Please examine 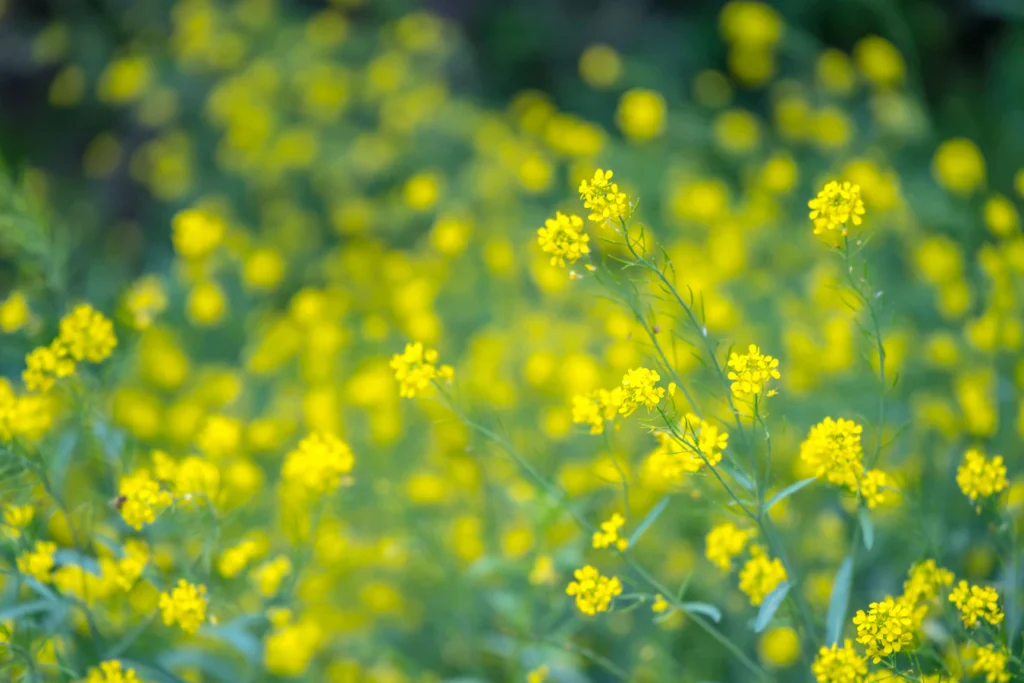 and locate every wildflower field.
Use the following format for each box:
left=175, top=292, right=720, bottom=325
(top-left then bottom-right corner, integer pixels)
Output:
left=1, top=0, right=1023, bottom=681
